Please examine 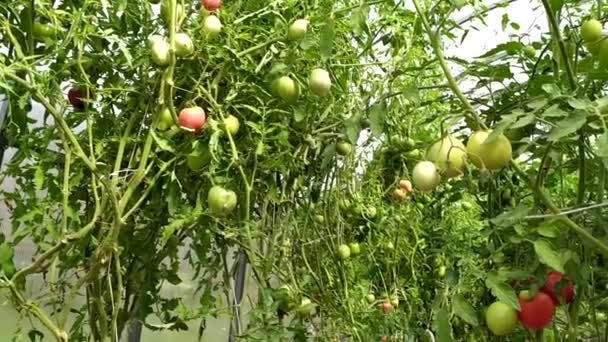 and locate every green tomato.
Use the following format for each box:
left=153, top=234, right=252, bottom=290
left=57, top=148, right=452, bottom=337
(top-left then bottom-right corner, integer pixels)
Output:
left=412, top=161, right=440, bottom=192
left=296, top=298, right=314, bottom=317
left=485, top=301, right=517, bottom=336
left=365, top=294, right=376, bottom=304
left=274, top=76, right=299, bottom=103
left=466, top=130, right=512, bottom=170
left=405, top=148, right=421, bottom=159
left=174, top=32, right=194, bottom=57
left=363, top=206, right=377, bottom=219
left=581, top=19, right=603, bottom=43
left=338, top=198, right=352, bottom=211
left=426, top=135, right=467, bottom=178
left=452, top=0, right=468, bottom=9
left=223, top=115, right=240, bottom=136
left=309, top=68, right=331, bottom=97
left=519, top=290, right=533, bottom=301
left=586, top=38, right=603, bottom=55
left=461, top=201, right=473, bottom=211
left=390, top=297, right=399, bottom=307
left=416, top=202, right=424, bottom=210
left=438, top=266, right=447, bottom=277
left=314, top=215, right=325, bottom=224
left=150, top=39, right=171, bottom=67
left=599, top=39, right=608, bottom=69
left=158, top=107, right=174, bottom=130
left=33, top=22, right=55, bottom=38
left=403, top=137, right=416, bottom=151
left=337, top=244, right=351, bottom=260
left=288, top=19, right=309, bottom=41
left=348, top=243, right=361, bottom=256
left=523, top=46, right=536, bottom=58
left=207, top=185, right=237, bottom=216
left=204, top=15, right=222, bottom=39
left=336, top=141, right=353, bottom=156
